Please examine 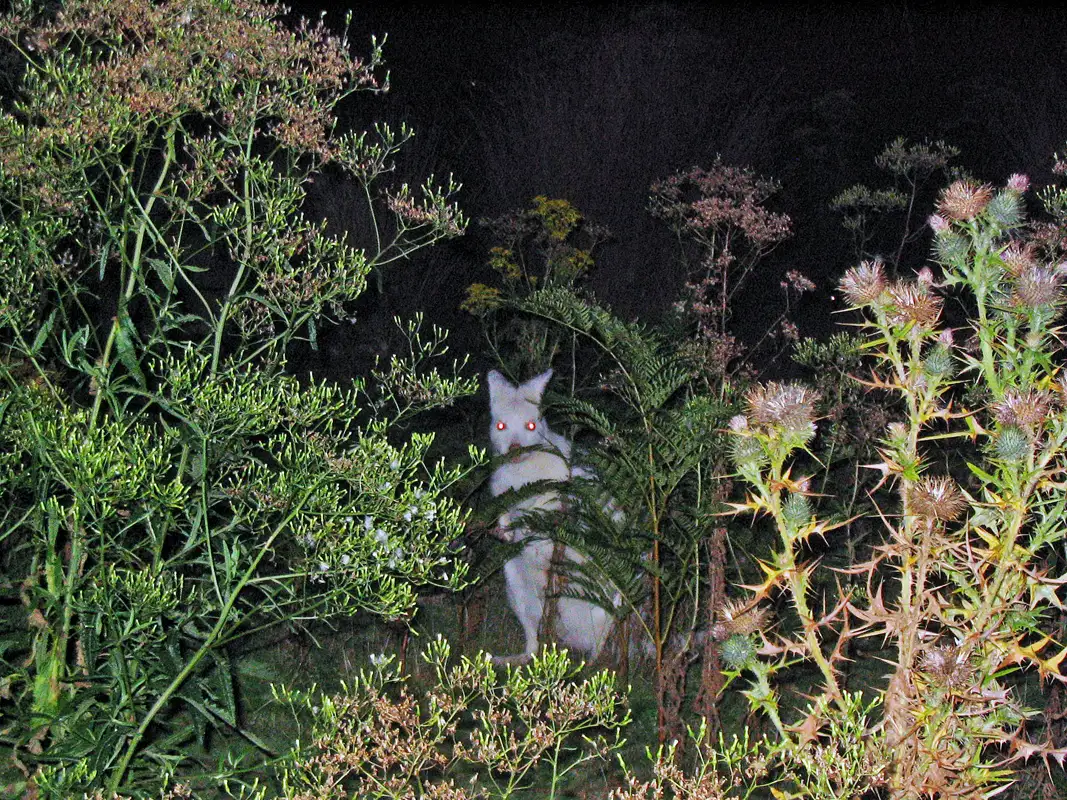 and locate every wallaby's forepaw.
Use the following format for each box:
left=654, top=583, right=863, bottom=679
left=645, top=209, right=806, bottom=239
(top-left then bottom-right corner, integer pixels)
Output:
left=489, top=651, right=535, bottom=667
